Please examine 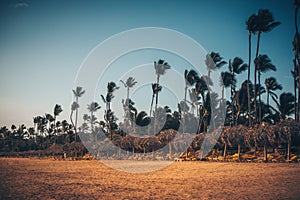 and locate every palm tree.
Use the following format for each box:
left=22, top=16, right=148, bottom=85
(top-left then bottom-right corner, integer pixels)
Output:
left=153, top=59, right=170, bottom=134
left=265, top=77, right=282, bottom=109
left=120, top=77, right=137, bottom=126
left=229, top=57, right=248, bottom=126
left=220, top=71, right=235, bottom=124
left=70, top=101, right=79, bottom=140
left=246, top=13, right=258, bottom=126
left=253, top=9, right=281, bottom=123
left=195, top=77, right=209, bottom=133
left=149, top=83, right=162, bottom=117
left=183, top=69, right=199, bottom=133
left=254, top=54, right=276, bottom=122
left=101, top=82, right=119, bottom=111
left=53, top=104, right=63, bottom=136
left=276, top=93, right=295, bottom=119
left=120, top=77, right=137, bottom=100
left=72, top=86, right=85, bottom=141
left=87, top=102, right=101, bottom=132
left=205, top=52, right=227, bottom=81
left=293, top=0, right=300, bottom=121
